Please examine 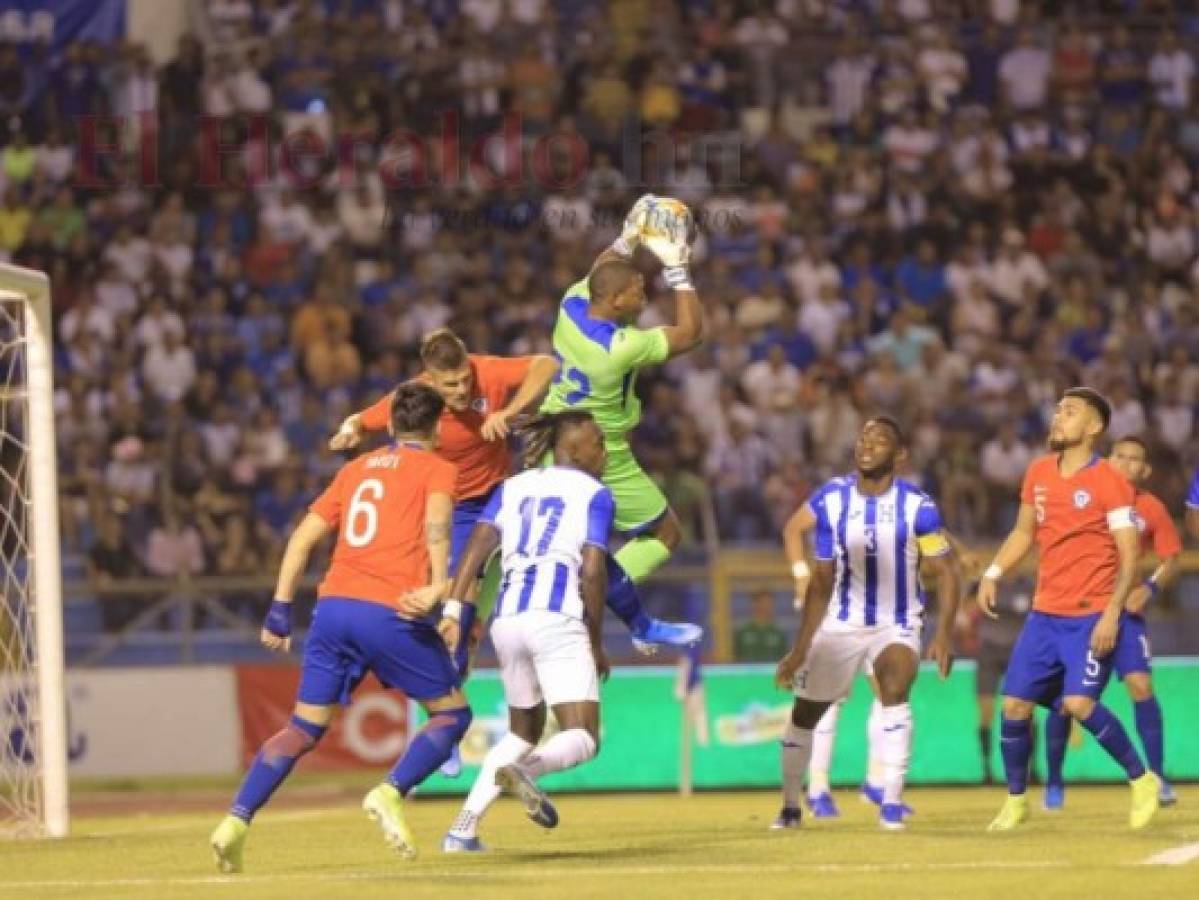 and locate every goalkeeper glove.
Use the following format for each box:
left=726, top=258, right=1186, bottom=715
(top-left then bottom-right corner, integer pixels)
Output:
left=264, top=599, right=293, bottom=639
left=643, top=216, right=694, bottom=290
left=610, top=193, right=656, bottom=257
